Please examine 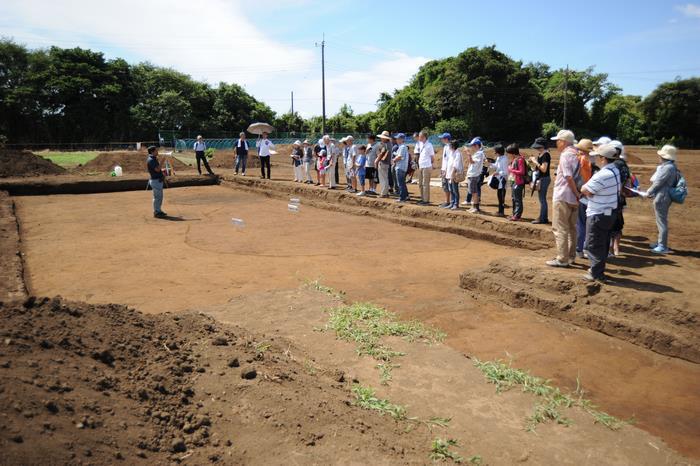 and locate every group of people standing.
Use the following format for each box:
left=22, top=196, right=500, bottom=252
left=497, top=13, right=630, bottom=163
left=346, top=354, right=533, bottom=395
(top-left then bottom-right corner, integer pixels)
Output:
left=149, top=130, right=682, bottom=282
